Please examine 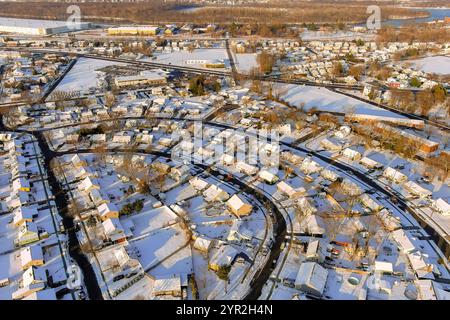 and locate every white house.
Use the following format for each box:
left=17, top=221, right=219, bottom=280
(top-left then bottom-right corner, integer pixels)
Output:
left=295, top=262, right=328, bottom=296
left=226, top=194, right=253, bottom=217
left=342, top=148, right=361, bottom=161
left=258, top=170, right=279, bottom=184
left=433, top=198, right=450, bottom=216
left=383, top=167, right=407, bottom=183
left=276, top=181, right=306, bottom=199
left=403, top=181, right=432, bottom=198
left=203, top=185, right=230, bottom=202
